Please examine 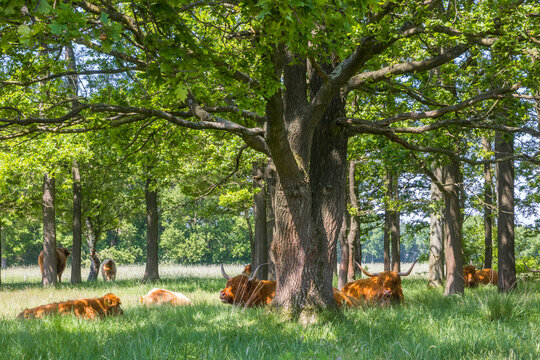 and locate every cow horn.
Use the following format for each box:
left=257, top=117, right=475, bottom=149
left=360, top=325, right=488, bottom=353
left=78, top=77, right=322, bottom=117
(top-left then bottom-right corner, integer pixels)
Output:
left=220, top=264, right=231, bottom=280
left=524, top=262, right=540, bottom=273
left=248, top=263, right=268, bottom=281
left=398, top=258, right=418, bottom=277
left=355, top=261, right=379, bottom=277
